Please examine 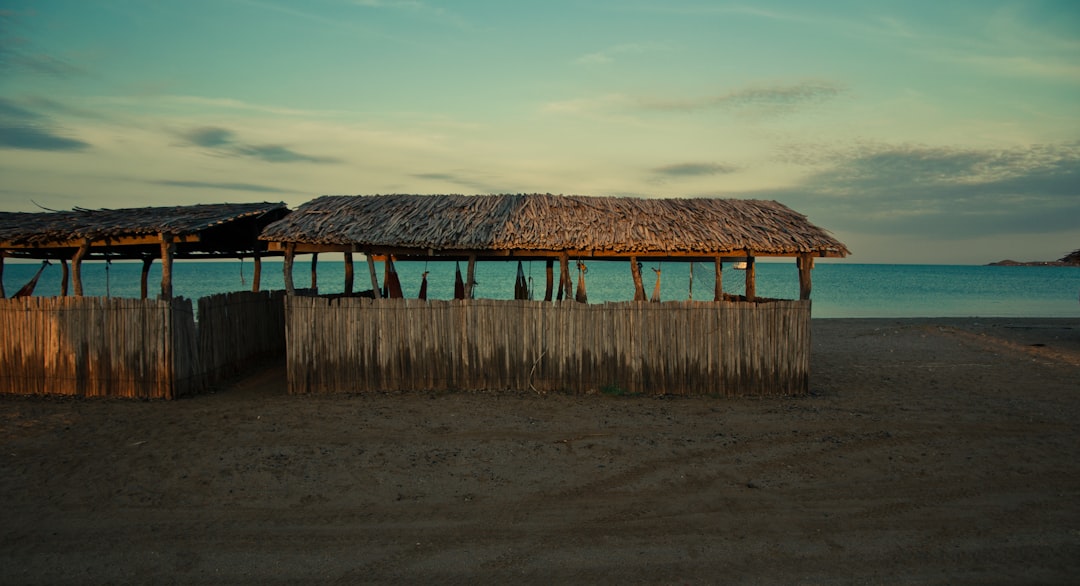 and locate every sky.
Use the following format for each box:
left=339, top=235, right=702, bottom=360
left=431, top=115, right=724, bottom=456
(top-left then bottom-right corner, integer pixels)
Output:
left=1, top=0, right=1078, bottom=264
